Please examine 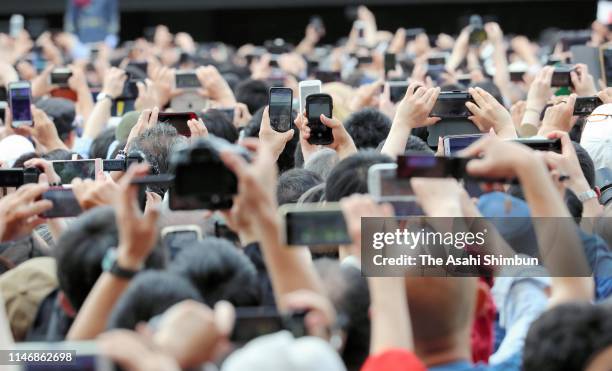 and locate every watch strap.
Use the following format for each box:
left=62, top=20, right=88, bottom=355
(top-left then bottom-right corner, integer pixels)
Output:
left=577, top=189, right=597, bottom=203
left=102, top=248, right=140, bottom=279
